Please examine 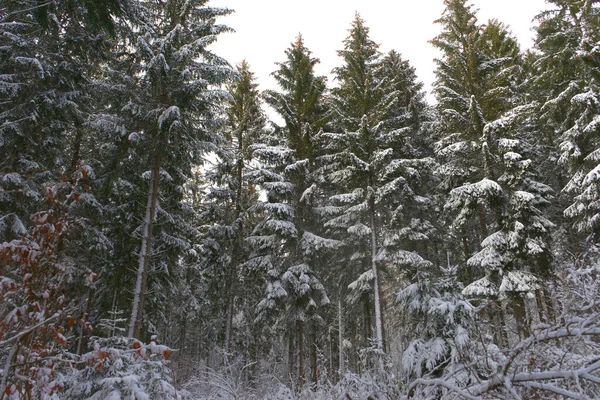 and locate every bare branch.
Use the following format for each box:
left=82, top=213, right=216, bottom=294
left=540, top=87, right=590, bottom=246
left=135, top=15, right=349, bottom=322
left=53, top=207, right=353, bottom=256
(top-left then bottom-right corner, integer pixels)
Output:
left=0, top=313, right=60, bottom=347
left=408, top=378, right=481, bottom=400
